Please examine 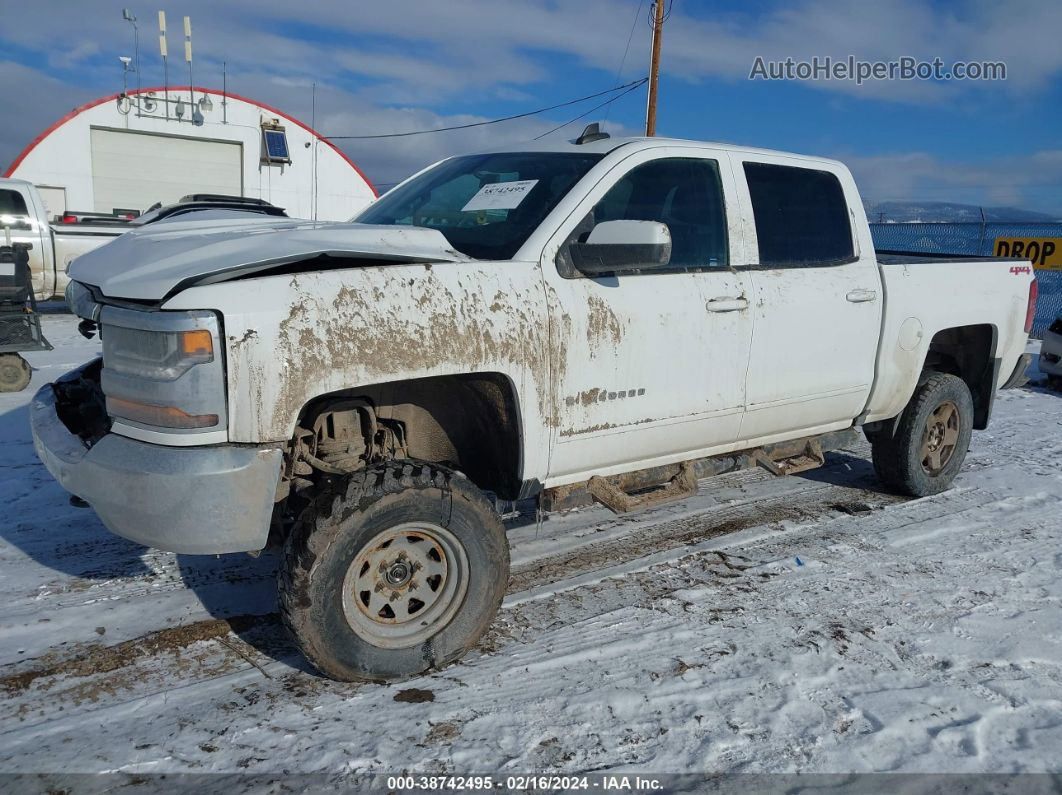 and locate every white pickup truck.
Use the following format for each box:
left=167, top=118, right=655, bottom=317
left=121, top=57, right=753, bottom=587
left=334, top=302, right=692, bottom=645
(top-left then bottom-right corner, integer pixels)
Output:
left=0, top=178, right=128, bottom=301
left=31, top=133, right=1036, bottom=682
left=1, top=178, right=294, bottom=302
